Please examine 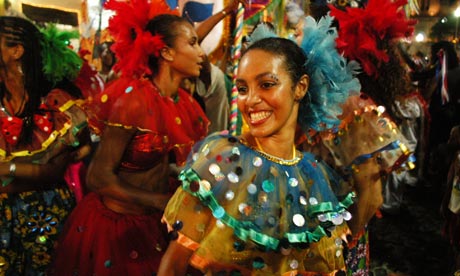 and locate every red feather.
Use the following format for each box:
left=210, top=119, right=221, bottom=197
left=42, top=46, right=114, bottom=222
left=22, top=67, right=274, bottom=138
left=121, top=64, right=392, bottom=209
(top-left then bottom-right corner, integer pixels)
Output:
left=104, top=0, right=176, bottom=77
left=330, top=0, right=417, bottom=78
